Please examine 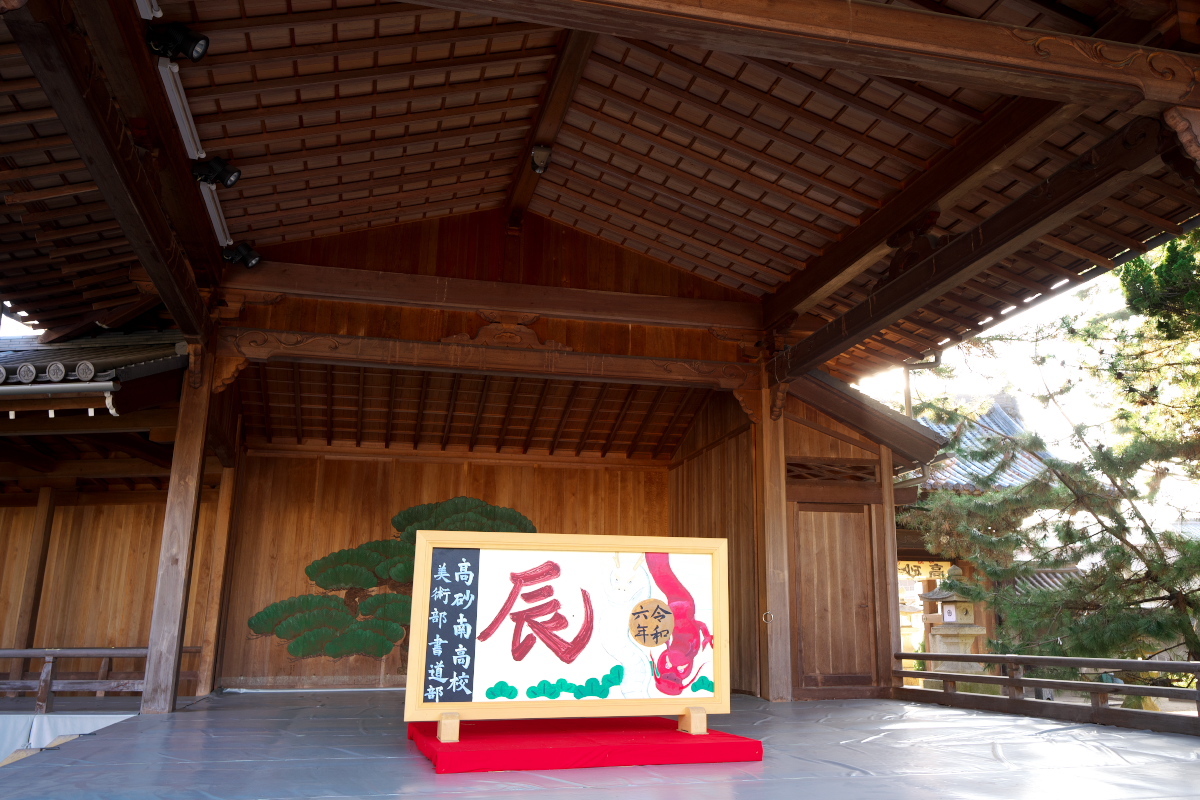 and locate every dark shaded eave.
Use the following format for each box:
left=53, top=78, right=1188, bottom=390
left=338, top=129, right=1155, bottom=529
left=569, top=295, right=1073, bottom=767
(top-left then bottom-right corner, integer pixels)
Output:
left=0, top=330, right=186, bottom=385
left=788, top=370, right=947, bottom=467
